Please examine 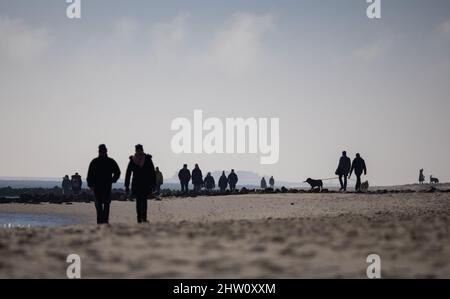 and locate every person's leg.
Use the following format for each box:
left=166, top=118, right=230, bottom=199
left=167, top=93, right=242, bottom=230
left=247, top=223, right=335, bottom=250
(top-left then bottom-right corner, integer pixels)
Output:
left=338, top=175, right=344, bottom=190
left=136, top=195, right=142, bottom=223
left=343, top=175, right=348, bottom=191
left=356, top=175, right=361, bottom=191
left=94, top=200, right=103, bottom=224
left=103, top=202, right=110, bottom=224
left=142, top=195, right=148, bottom=222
